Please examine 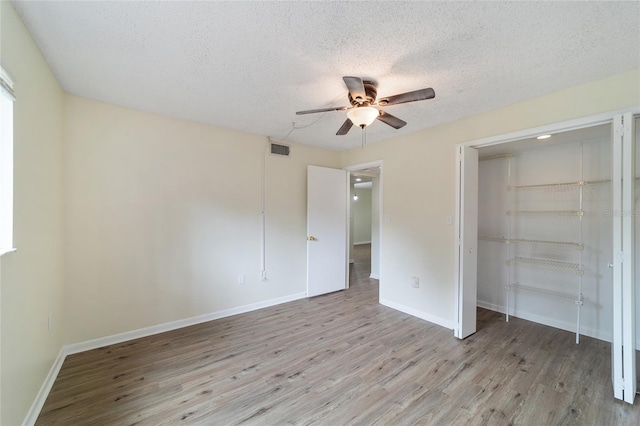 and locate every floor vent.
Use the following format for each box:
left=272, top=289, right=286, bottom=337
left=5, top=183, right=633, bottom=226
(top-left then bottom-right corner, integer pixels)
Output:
left=270, top=142, right=291, bottom=157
